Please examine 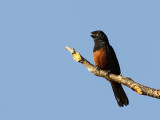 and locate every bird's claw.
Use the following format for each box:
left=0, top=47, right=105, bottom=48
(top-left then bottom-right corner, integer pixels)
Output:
left=106, top=70, right=111, bottom=77
left=96, top=66, right=100, bottom=71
